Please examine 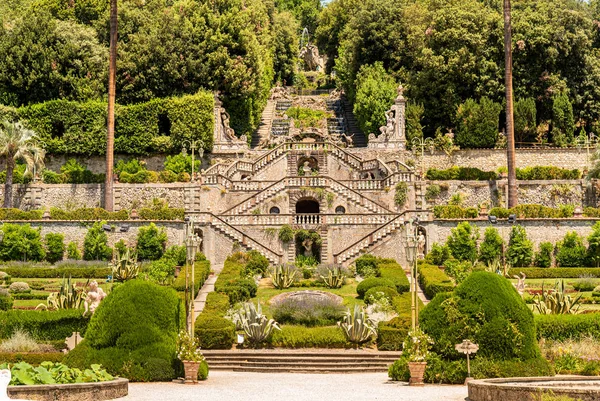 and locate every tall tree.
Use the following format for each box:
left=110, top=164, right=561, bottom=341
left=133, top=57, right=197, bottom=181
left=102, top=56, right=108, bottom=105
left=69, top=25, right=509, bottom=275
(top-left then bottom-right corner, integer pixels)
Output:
left=0, top=122, right=45, bottom=208
left=105, top=0, right=117, bottom=211
left=504, top=0, right=517, bottom=208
